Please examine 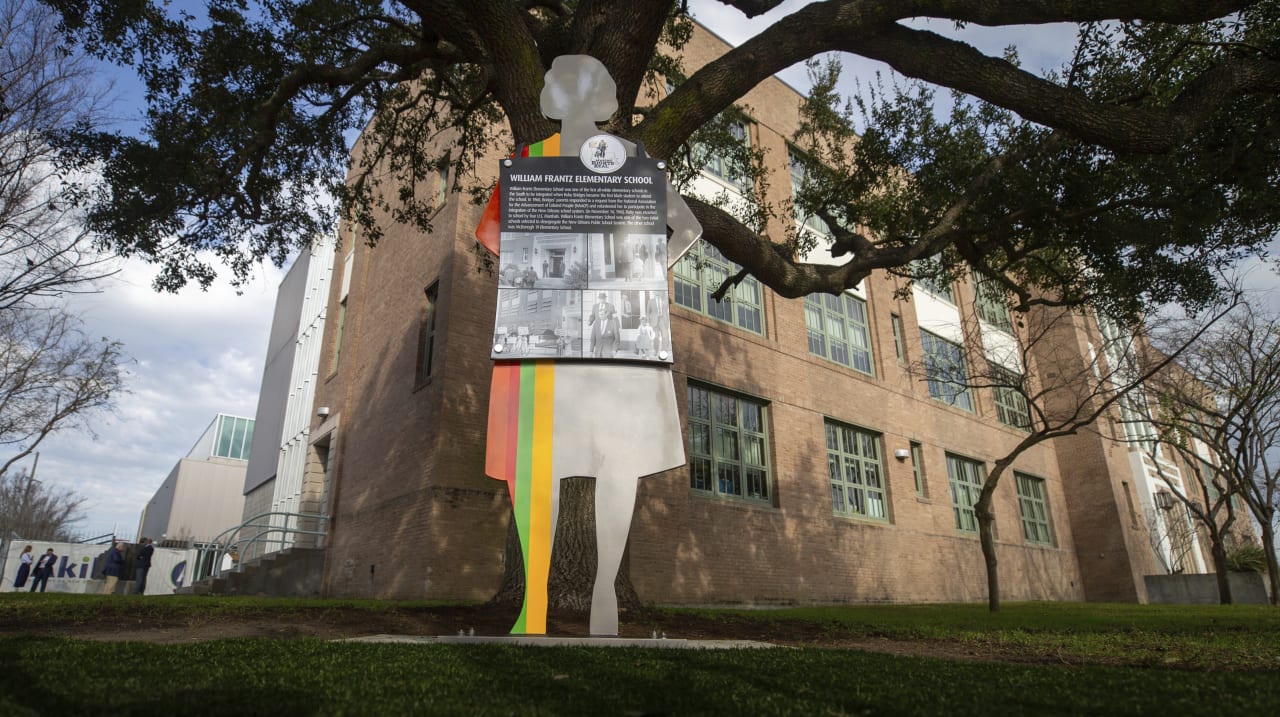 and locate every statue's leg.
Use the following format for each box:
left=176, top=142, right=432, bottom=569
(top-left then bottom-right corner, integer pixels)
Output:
left=590, top=474, right=638, bottom=636
left=501, top=361, right=558, bottom=635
